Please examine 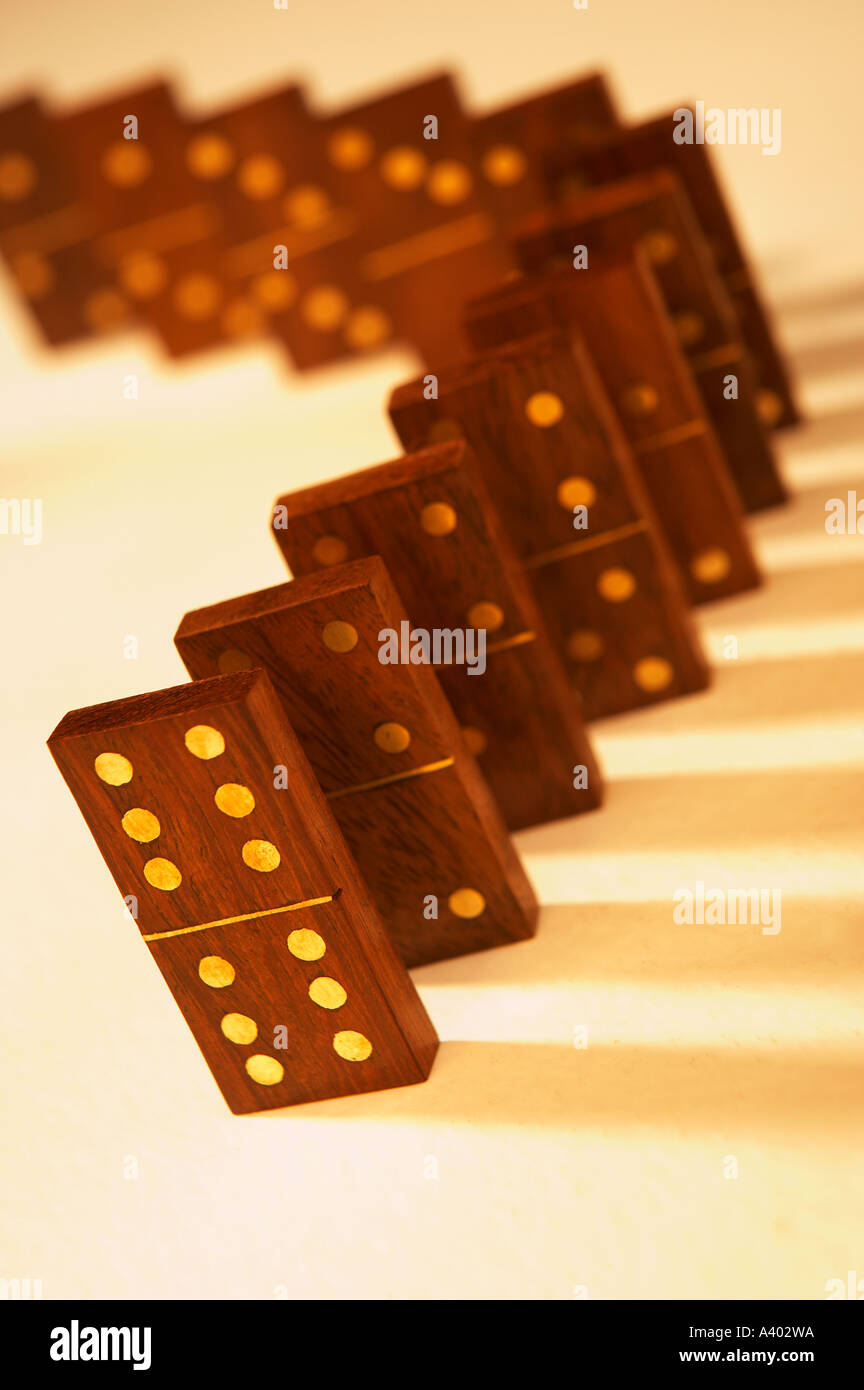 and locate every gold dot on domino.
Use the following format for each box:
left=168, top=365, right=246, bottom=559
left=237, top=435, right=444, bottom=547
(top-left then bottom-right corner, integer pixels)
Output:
left=245, top=1054, right=284, bottom=1084
left=184, top=725, right=225, bottom=759
left=373, top=722, right=411, bottom=754
left=0, top=151, right=37, bottom=200
left=426, top=160, right=472, bottom=205
left=557, top=476, right=596, bottom=509
left=121, top=808, right=161, bottom=842
left=634, top=656, right=674, bottom=692
left=482, top=145, right=526, bottom=186
left=214, top=784, right=255, bottom=818
left=467, top=601, right=504, bottom=631
left=619, top=383, right=659, bottom=417
left=448, top=888, right=486, bottom=918
left=328, top=127, right=374, bottom=170
left=287, top=929, right=326, bottom=961
left=379, top=146, right=427, bottom=189
left=333, top=1031, right=372, bottom=1062
left=94, top=752, right=133, bottom=785
left=101, top=141, right=152, bottom=187
left=525, top=391, right=564, bottom=427
left=143, top=858, right=182, bottom=891
left=221, top=1012, right=257, bottom=1044
left=420, top=502, right=457, bottom=536
left=597, top=567, right=636, bottom=602
left=186, top=133, right=235, bottom=179
left=690, top=547, right=732, bottom=584
left=567, top=629, right=604, bottom=663
left=241, top=840, right=281, bottom=873
left=322, top=620, right=358, bottom=652
left=308, top=977, right=347, bottom=1010
left=199, top=956, right=235, bottom=987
